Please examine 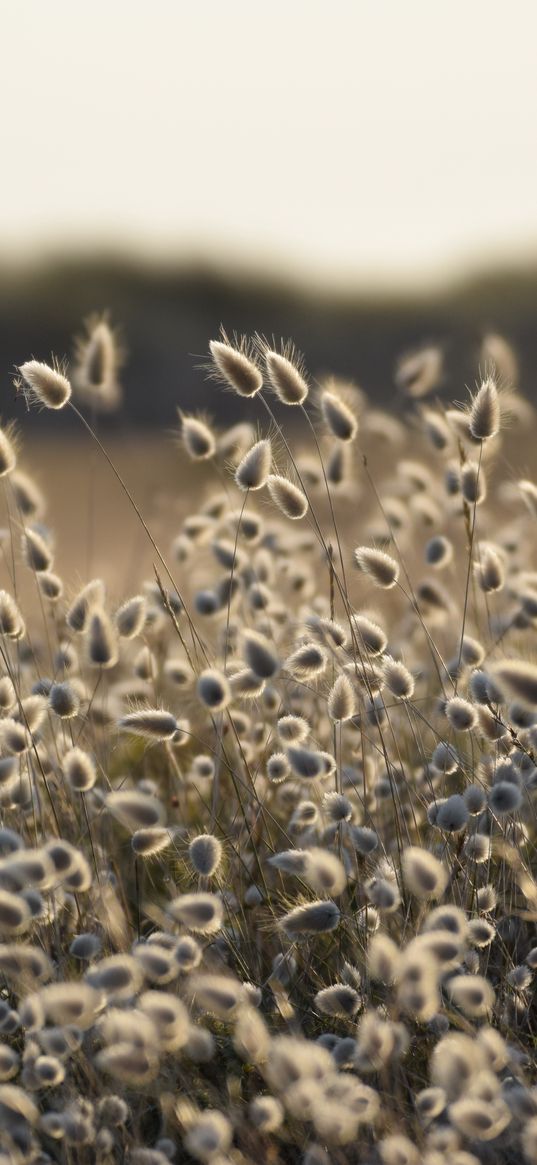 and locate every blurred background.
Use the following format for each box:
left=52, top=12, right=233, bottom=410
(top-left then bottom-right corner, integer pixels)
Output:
left=2, top=0, right=537, bottom=577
